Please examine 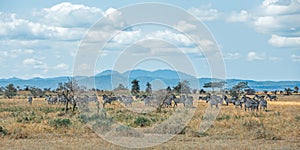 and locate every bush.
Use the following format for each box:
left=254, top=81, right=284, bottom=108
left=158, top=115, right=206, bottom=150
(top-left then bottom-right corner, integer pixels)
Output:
left=0, top=126, right=8, bottom=136
left=216, top=115, right=230, bottom=121
left=49, top=118, right=72, bottom=128
left=133, top=117, right=151, bottom=127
